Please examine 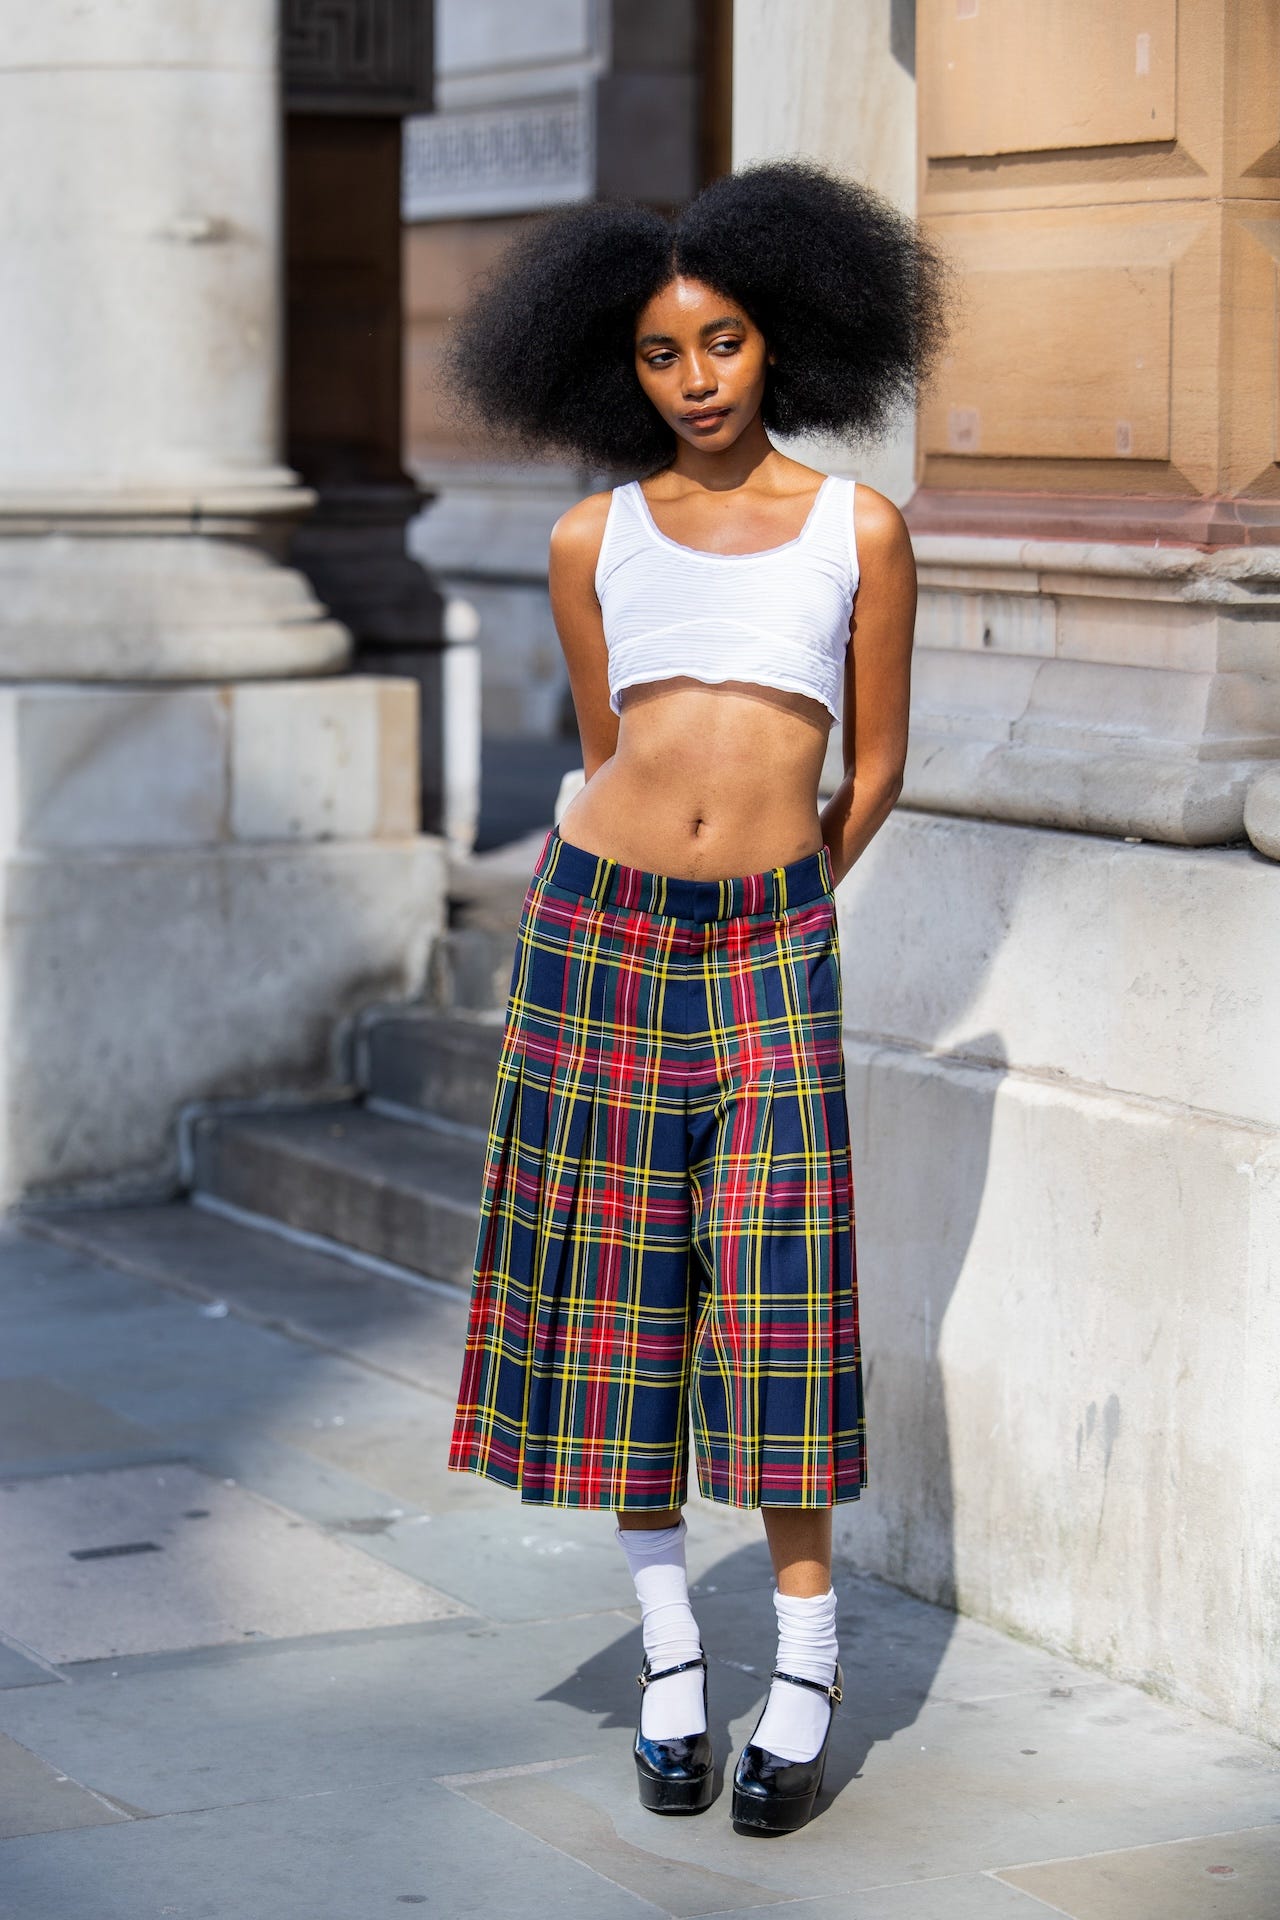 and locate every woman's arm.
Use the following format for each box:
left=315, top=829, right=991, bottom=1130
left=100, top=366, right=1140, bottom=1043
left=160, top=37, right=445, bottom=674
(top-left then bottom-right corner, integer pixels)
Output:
left=819, top=484, right=917, bottom=889
left=547, top=494, right=620, bottom=782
